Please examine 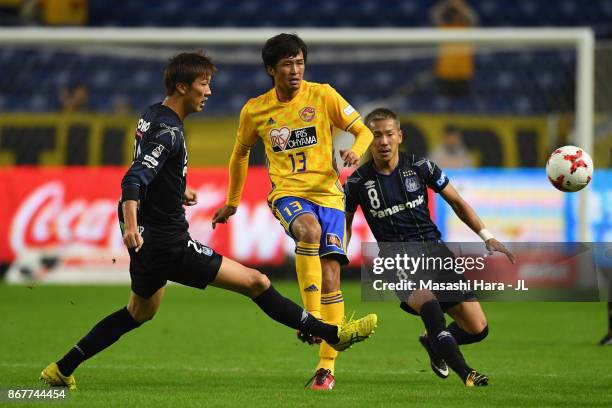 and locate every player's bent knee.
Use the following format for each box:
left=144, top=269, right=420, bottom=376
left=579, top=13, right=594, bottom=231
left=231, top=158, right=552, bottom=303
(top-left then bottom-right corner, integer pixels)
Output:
left=459, top=317, right=489, bottom=340
left=137, top=312, right=156, bottom=323
left=127, top=306, right=157, bottom=323
left=474, top=325, right=489, bottom=342
left=248, top=271, right=271, bottom=298
left=302, top=227, right=321, bottom=244
left=465, top=317, right=488, bottom=335
left=299, top=228, right=321, bottom=243
left=293, top=219, right=321, bottom=243
left=407, top=290, right=436, bottom=313
left=478, top=318, right=488, bottom=333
